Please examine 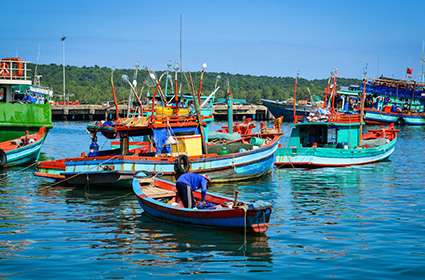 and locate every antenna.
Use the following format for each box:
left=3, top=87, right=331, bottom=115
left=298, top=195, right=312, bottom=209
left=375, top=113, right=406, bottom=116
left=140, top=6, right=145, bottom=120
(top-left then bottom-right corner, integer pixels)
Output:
left=34, top=44, right=41, bottom=85
left=377, top=55, right=380, bottom=79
